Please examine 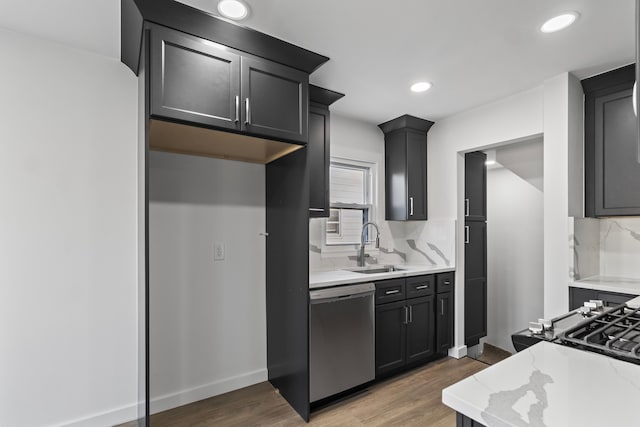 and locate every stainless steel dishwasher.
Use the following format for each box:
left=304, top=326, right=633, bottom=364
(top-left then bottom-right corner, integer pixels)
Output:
left=309, top=282, right=375, bottom=403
